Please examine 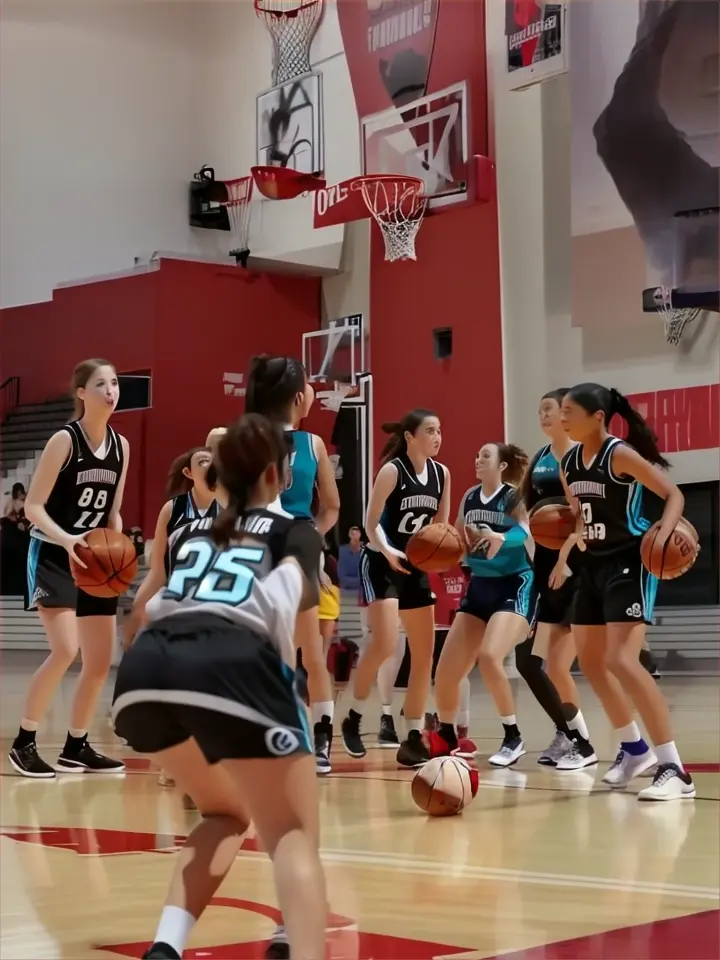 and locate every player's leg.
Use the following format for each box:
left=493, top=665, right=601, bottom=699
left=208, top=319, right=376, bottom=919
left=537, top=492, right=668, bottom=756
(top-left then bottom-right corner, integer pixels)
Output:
left=295, top=606, right=334, bottom=775
left=395, top=602, right=436, bottom=767
left=514, top=630, right=575, bottom=765
left=432, top=612, right=485, bottom=756
left=476, top=611, right=530, bottom=766
left=375, top=630, right=404, bottom=747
